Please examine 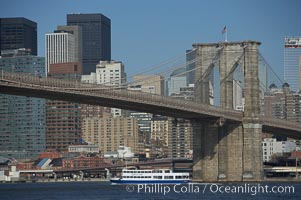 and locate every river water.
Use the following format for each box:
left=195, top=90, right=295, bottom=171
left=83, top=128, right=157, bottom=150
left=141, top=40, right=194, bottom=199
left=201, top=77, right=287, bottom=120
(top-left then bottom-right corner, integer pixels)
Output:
left=0, top=181, right=300, bottom=200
